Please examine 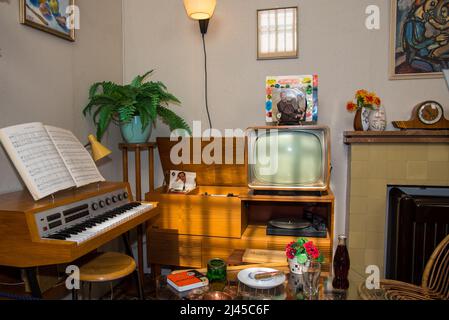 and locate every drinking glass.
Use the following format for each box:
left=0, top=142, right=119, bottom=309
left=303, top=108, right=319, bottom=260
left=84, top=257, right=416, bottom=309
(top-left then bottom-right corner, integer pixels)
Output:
left=207, top=258, right=227, bottom=291
left=302, top=261, right=321, bottom=298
